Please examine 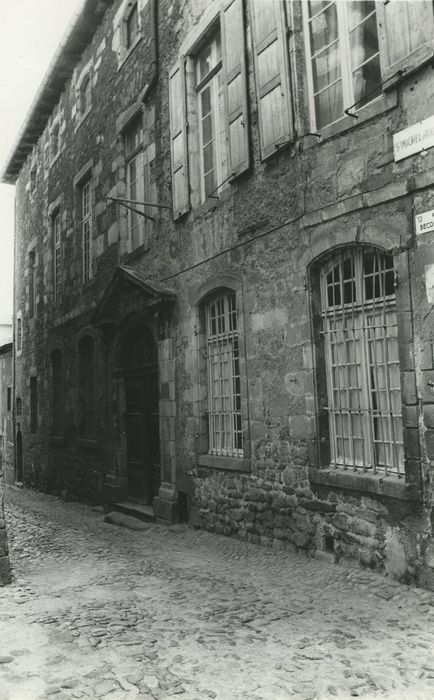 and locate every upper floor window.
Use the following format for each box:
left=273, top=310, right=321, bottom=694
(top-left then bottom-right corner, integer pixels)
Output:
left=28, top=251, right=36, bottom=318
left=126, top=2, right=139, bottom=49
left=50, top=122, right=60, bottom=162
left=168, top=0, right=250, bottom=217
left=125, top=116, right=146, bottom=250
left=80, top=177, right=92, bottom=282
left=205, top=291, right=243, bottom=457
left=16, top=314, right=22, bottom=353
left=304, top=1, right=381, bottom=129
left=195, top=29, right=225, bottom=202
left=52, top=210, right=62, bottom=301
left=317, top=246, right=403, bottom=476
left=79, top=74, right=92, bottom=118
